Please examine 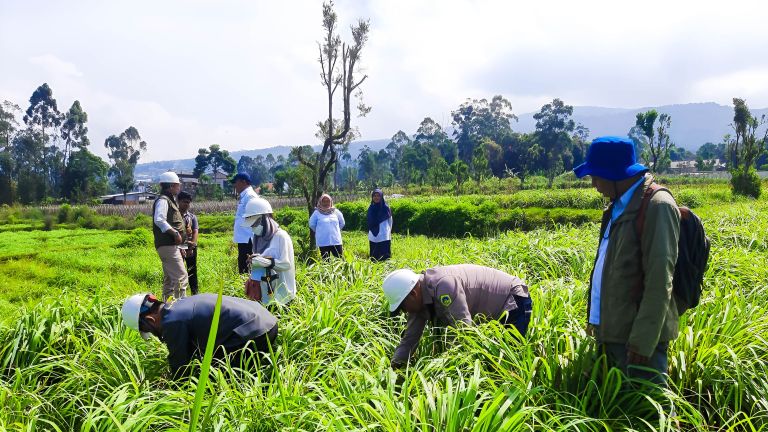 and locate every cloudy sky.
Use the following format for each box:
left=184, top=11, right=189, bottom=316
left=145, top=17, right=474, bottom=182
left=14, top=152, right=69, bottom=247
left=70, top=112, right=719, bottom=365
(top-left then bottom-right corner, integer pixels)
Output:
left=2, top=0, right=768, bottom=162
